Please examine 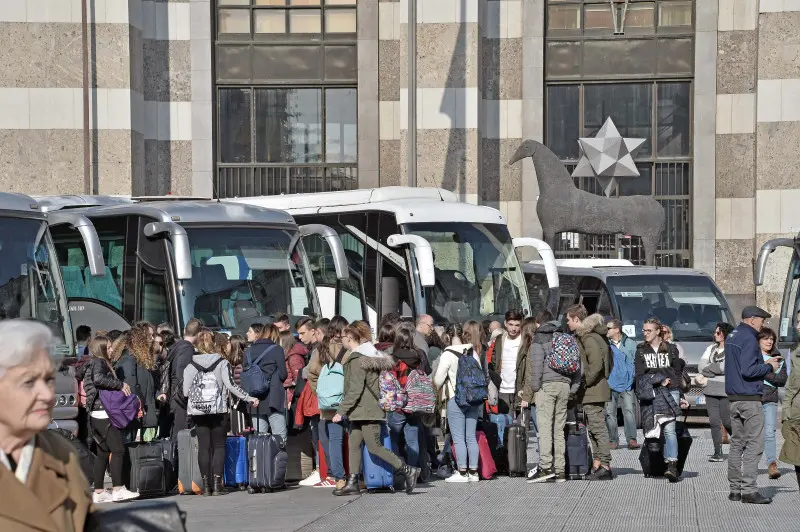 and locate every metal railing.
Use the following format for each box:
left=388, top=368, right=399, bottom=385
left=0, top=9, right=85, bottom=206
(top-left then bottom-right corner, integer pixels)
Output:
left=215, top=164, right=358, bottom=198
